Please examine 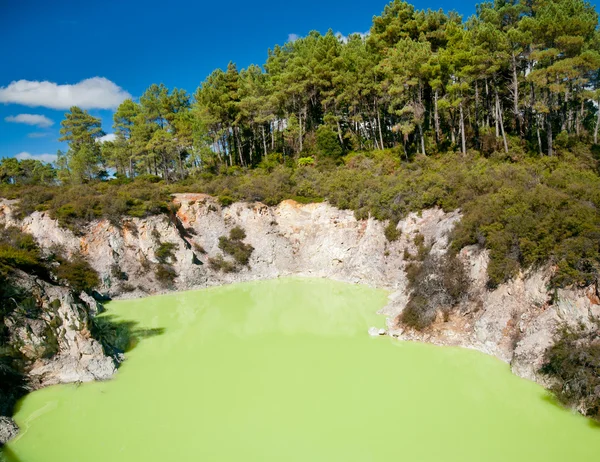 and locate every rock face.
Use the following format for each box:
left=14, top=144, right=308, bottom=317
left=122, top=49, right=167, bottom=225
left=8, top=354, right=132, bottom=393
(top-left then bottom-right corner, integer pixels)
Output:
left=0, top=270, right=117, bottom=443
left=4, top=271, right=117, bottom=388
left=1, top=194, right=598, bottom=393
left=0, top=416, right=19, bottom=445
